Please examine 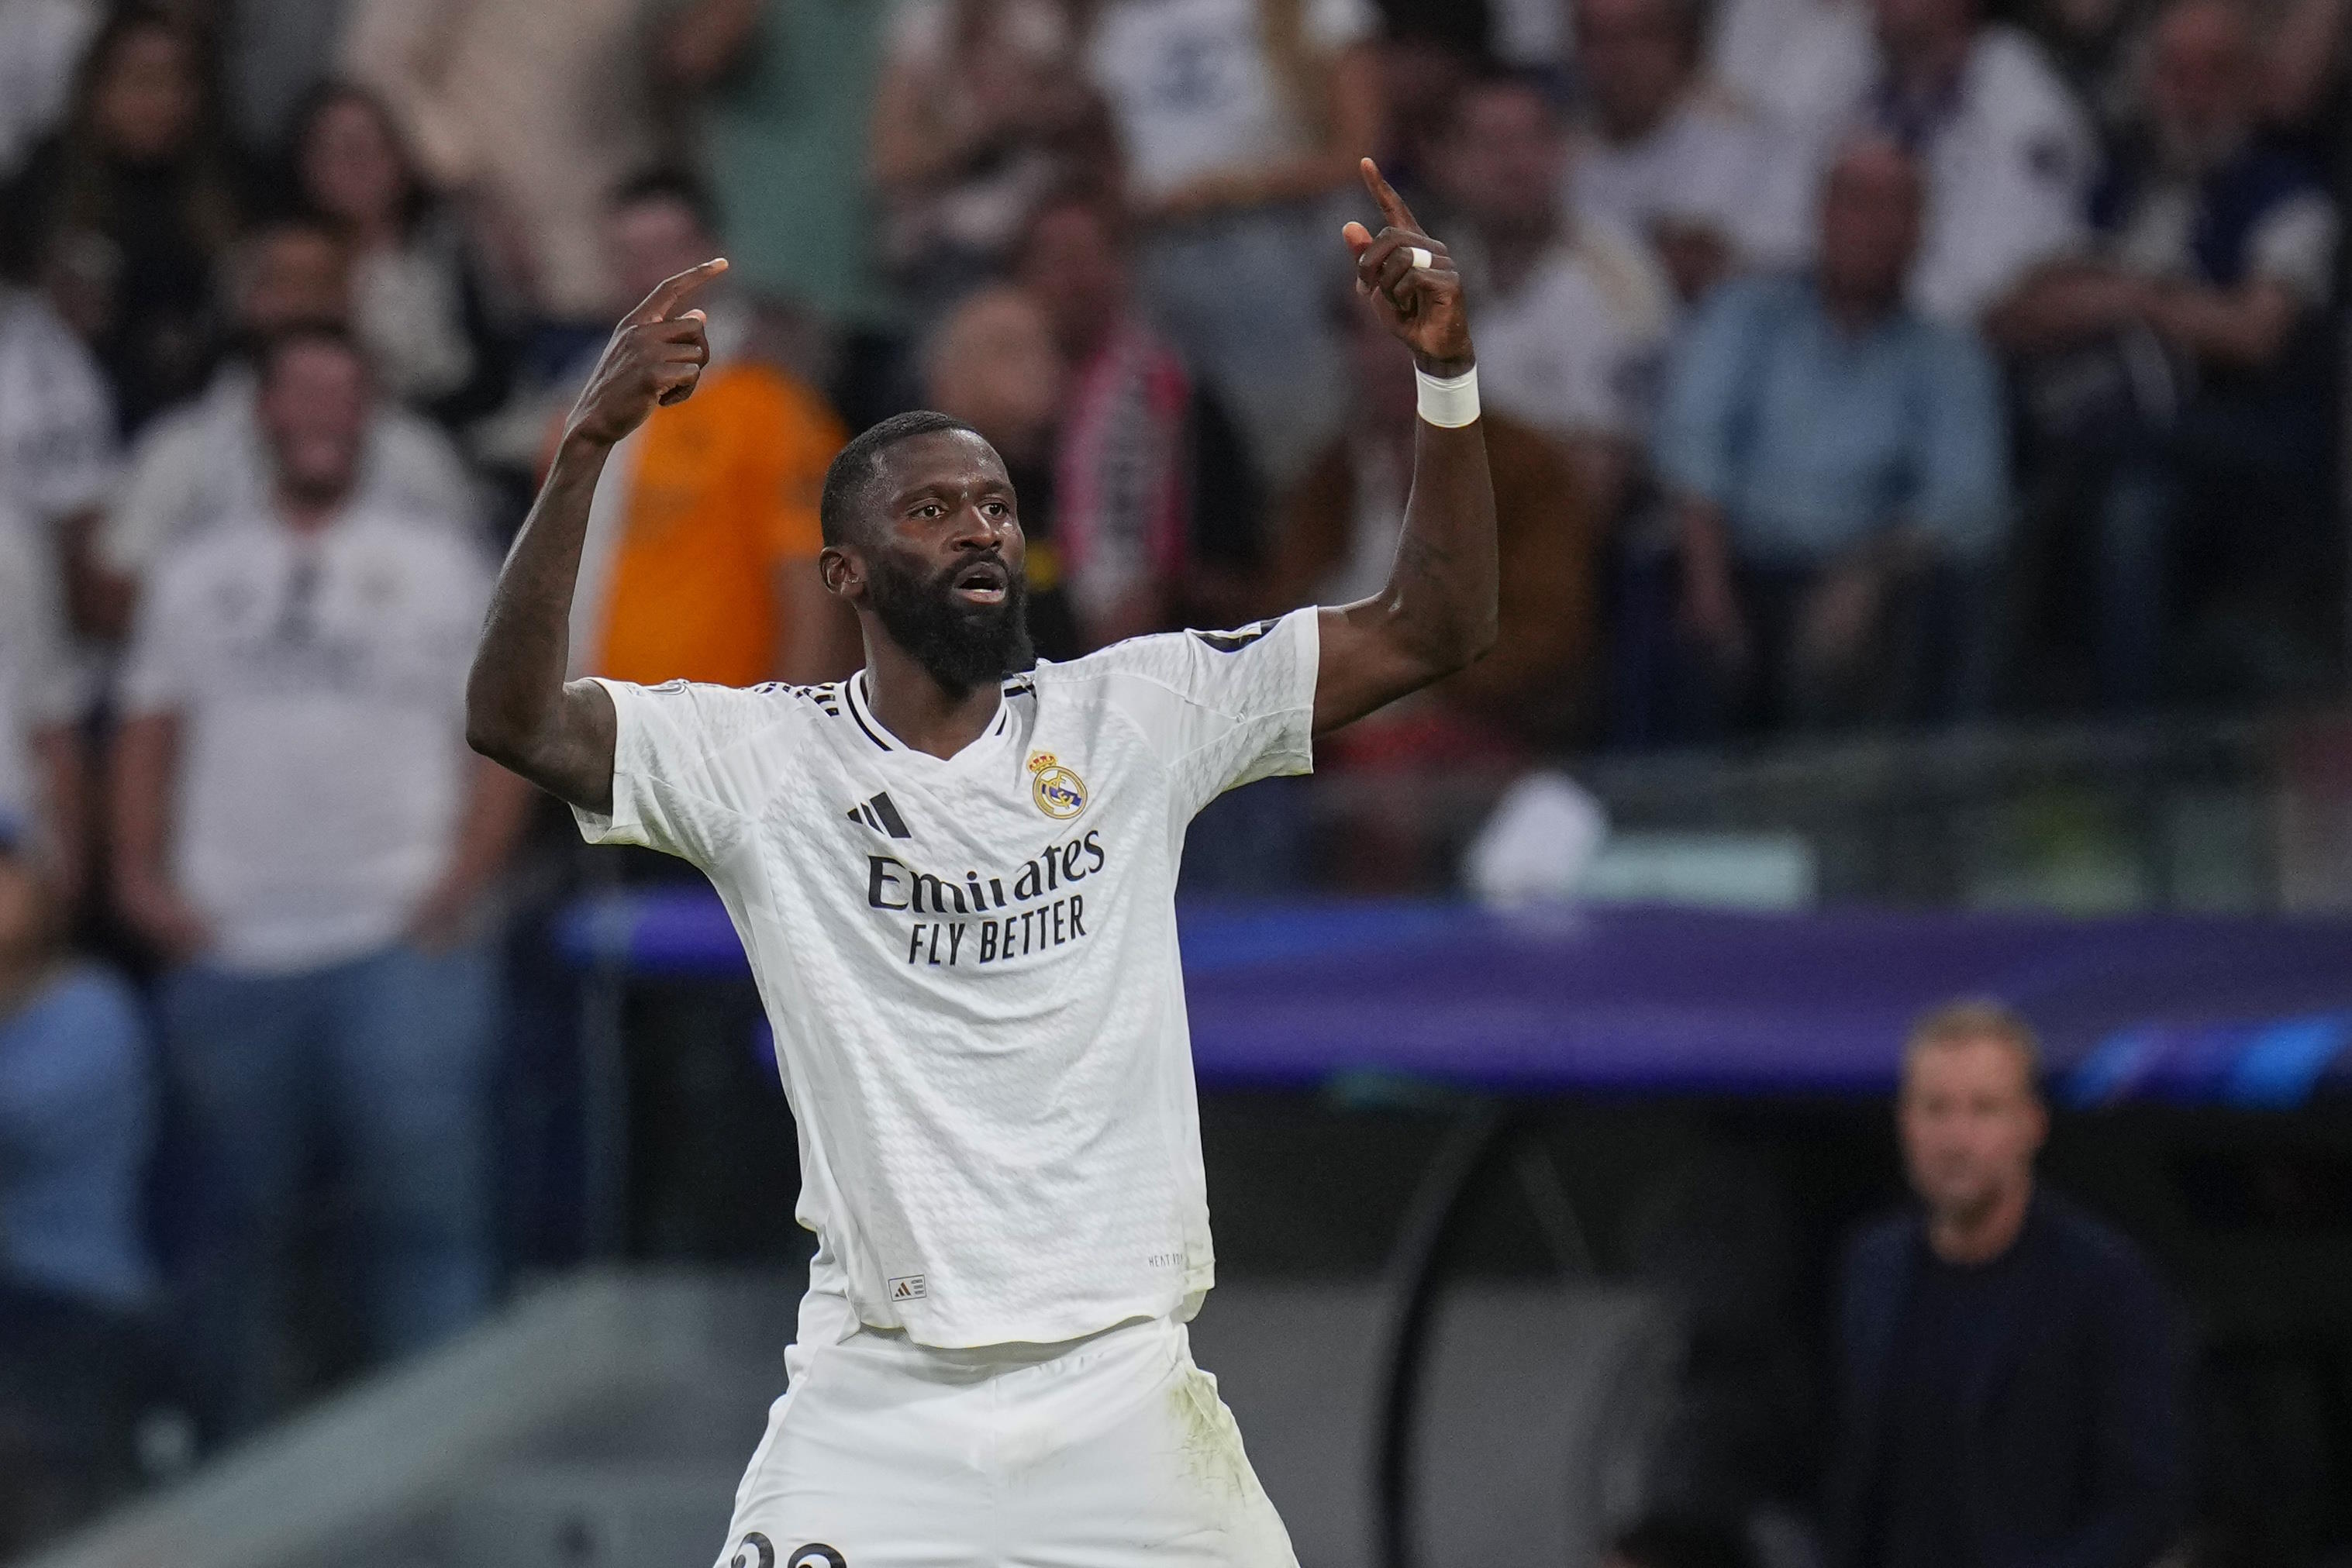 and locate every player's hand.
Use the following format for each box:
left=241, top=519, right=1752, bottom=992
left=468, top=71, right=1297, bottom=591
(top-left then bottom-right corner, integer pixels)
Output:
left=564, top=257, right=729, bottom=448
left=1340, top=159, right=1471, bottom=376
